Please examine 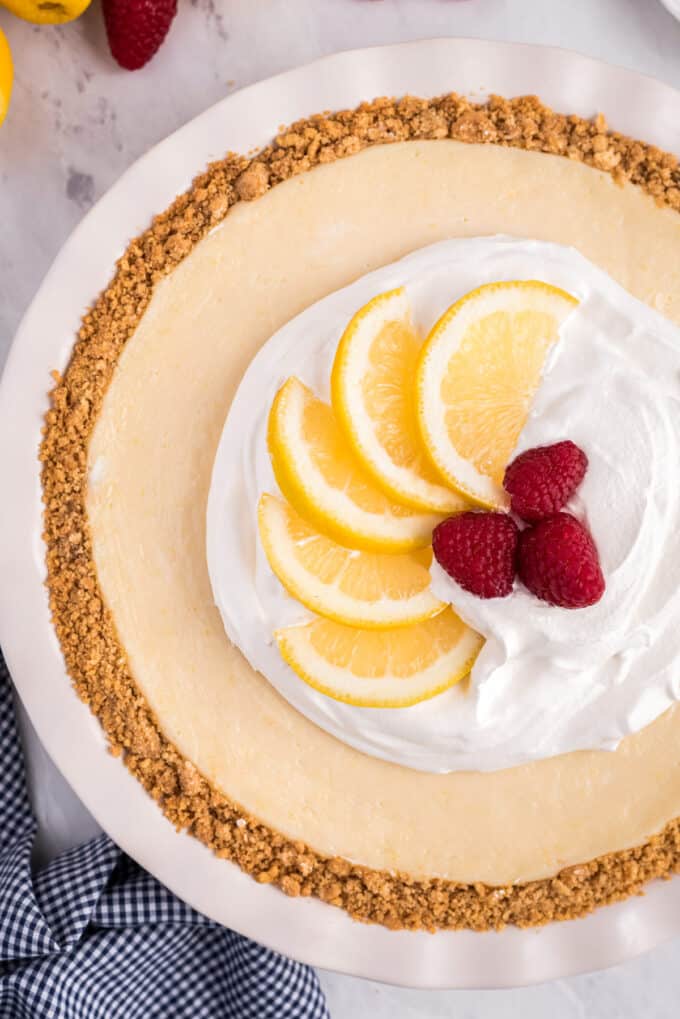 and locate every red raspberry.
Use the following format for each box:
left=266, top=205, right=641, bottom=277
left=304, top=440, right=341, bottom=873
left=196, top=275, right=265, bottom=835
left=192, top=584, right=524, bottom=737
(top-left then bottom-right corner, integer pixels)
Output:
left=432, top=512, right=519, bottom=599
left=518, top=513, right=605, bottom=608
left=103, top=0, right=177, bottom=71
left=503, top=440, right=588, bottom=522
